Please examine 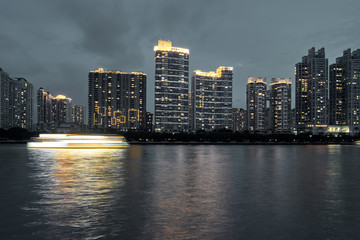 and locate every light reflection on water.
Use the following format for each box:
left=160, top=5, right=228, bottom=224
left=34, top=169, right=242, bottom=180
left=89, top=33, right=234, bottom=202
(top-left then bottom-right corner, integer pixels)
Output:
left=26, top=148, right=128, bottom=239
left=142, top=146, right=233, bottom=239
left=1, top=144, right=360, bottom=239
